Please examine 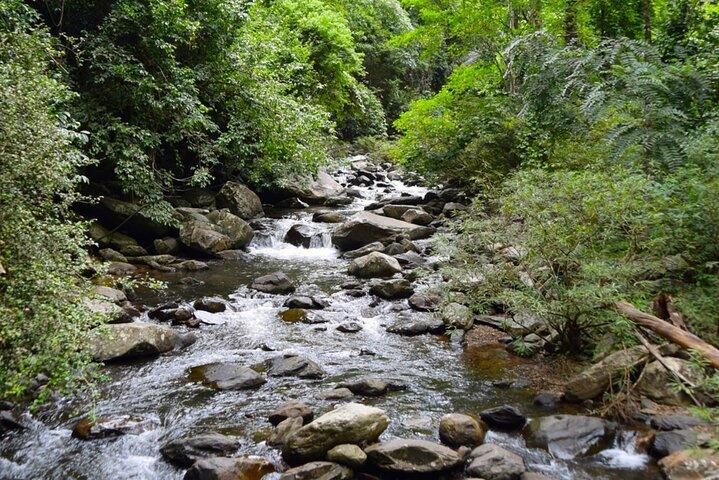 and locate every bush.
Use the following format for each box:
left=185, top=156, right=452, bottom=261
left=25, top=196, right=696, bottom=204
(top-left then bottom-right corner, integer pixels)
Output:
left=0, top=3, right=100, bottom=402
